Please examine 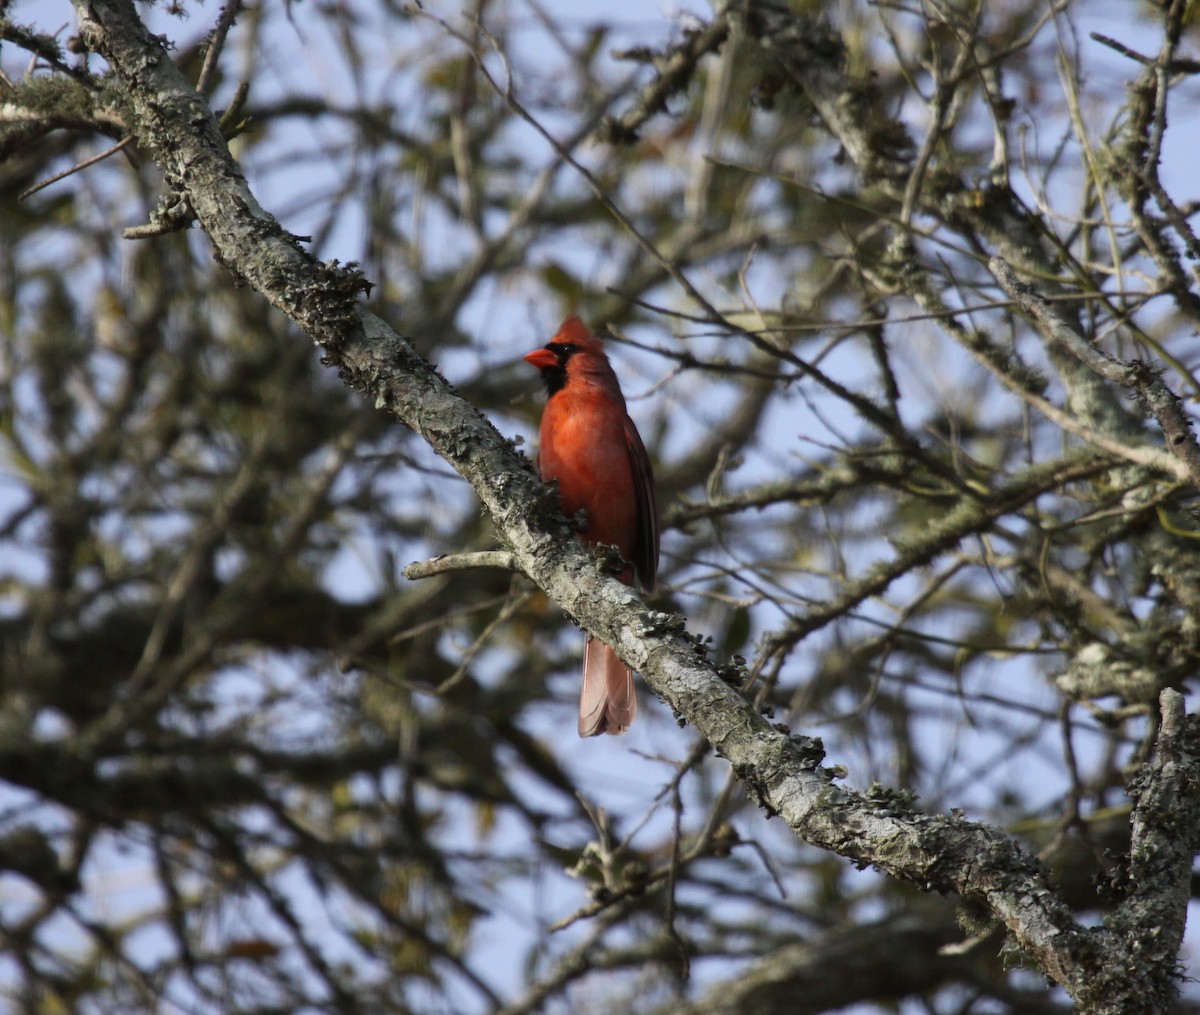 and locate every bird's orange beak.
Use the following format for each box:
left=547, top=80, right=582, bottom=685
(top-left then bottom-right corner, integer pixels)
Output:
left=524, top=348, right=558, bottom=370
